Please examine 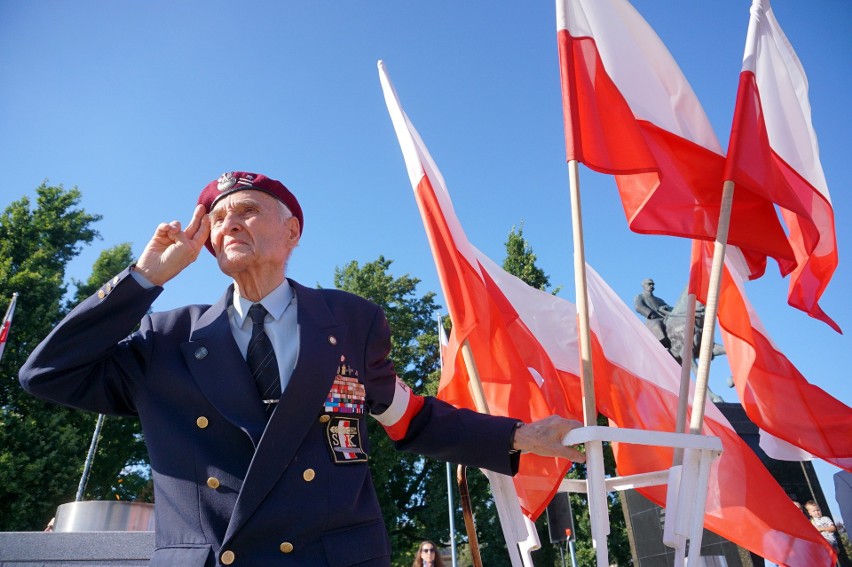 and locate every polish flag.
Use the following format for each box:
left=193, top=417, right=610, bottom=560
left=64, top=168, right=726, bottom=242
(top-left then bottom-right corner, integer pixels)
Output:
left=379, top=61, right=835, bottom=563
left=0, top=293, right=18, bottom=363
left=691, top=241, right=852, bottom=472
left=380, top=60, right=584, bottom=519
left=584, top=266, right=836, bottom=565
left=556, top=0, right=795, bottom=278
left=725, top=0, right=839, bottom=332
